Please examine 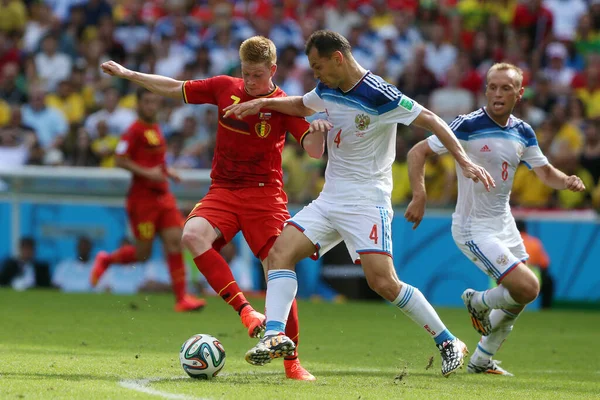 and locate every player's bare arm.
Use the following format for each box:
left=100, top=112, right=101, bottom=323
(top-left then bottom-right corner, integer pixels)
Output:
left=101, top=60, right=183, bottom=100
left=166, top=167, right=182, bottom=183
left=412, top=108, right=496, bottom=191
left=115, top=156, right=165, bottom=182
left=302, top=119, right=331, bottom=159
left=223, top=96, right=315, bottom=119
left=405, top=140, right=436, bottom=229
left=533, top=164, right=586, bottom=192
